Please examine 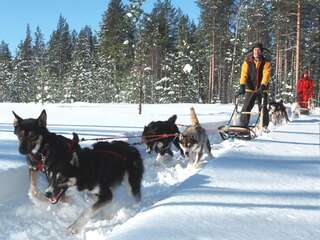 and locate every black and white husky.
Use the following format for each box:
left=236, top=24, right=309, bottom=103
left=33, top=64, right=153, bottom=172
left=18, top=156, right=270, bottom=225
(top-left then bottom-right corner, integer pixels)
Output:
left=269, top=100, right=290, bottom=125
left=13, top=110, right=144, bottom=234
left=142, top=114, right=184, bottom=162
left=44, top=136, right=144, bottom=234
